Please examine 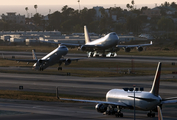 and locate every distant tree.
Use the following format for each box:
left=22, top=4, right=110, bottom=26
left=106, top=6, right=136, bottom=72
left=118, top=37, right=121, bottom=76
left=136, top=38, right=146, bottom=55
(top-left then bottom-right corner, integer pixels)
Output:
left=141, top=6, right=148, bottom=12
left=34, top=5, right=38, bottom=13
left=126, top=4, right=130, bottom=10
left=131, top=0, right=135, bottom=8
left=157, top=17, right=174, bottom=31
left=32, top=13, right=42, bottom=25
left=170, top=2, right=177, bottom=8
left=25, top=7, right=29, bottom=18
